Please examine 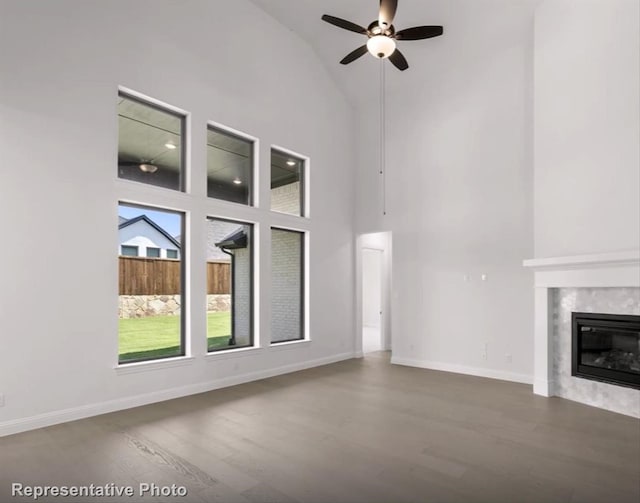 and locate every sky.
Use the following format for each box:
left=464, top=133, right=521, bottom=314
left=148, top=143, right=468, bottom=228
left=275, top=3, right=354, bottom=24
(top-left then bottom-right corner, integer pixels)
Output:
left=118, top=203, right=182, bottom=238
